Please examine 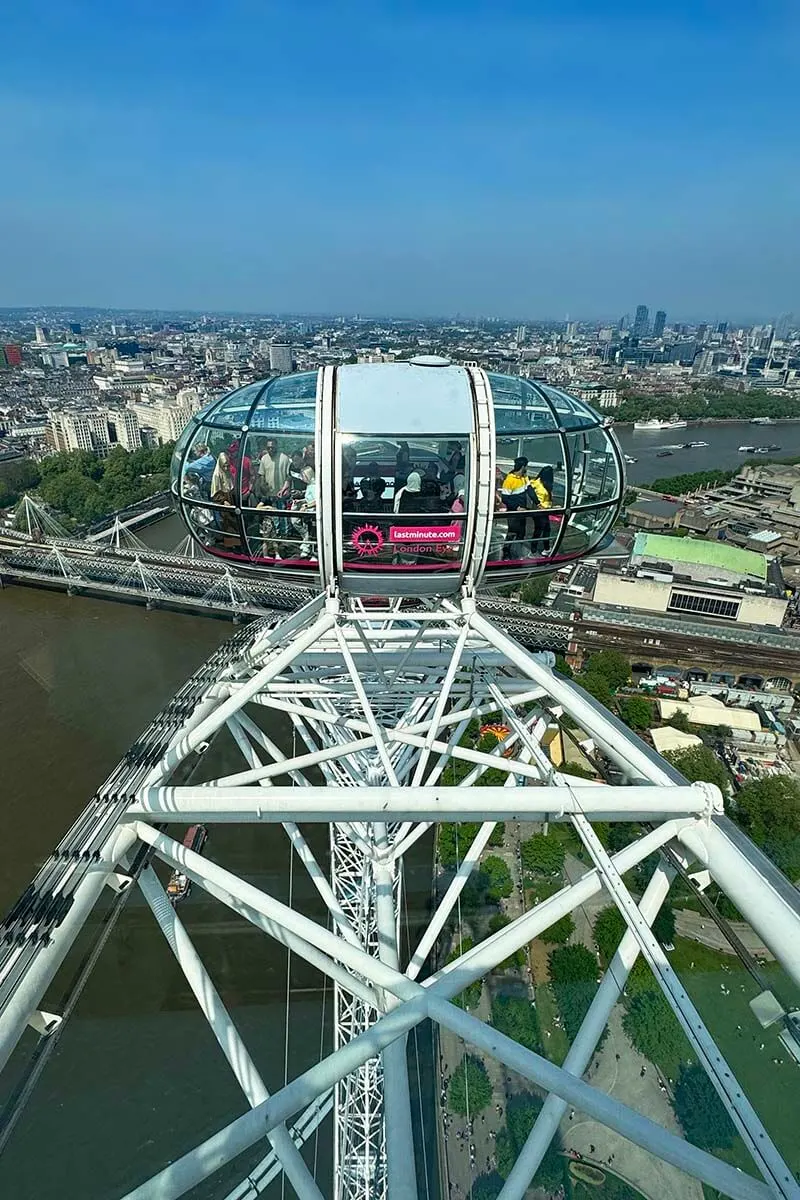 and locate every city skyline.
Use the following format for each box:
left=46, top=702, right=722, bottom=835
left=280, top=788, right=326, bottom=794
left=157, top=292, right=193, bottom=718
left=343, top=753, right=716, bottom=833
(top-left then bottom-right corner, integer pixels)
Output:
left=1, top=2, right=798, bottom=317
